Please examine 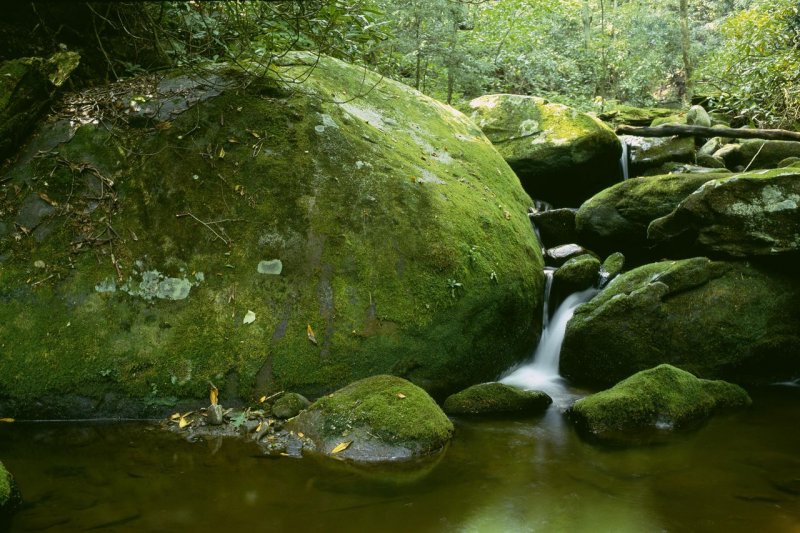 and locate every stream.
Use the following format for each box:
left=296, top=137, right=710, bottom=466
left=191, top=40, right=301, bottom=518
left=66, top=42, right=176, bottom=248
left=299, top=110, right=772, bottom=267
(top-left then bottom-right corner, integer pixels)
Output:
left=1, top=385, right=798, bottom=532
